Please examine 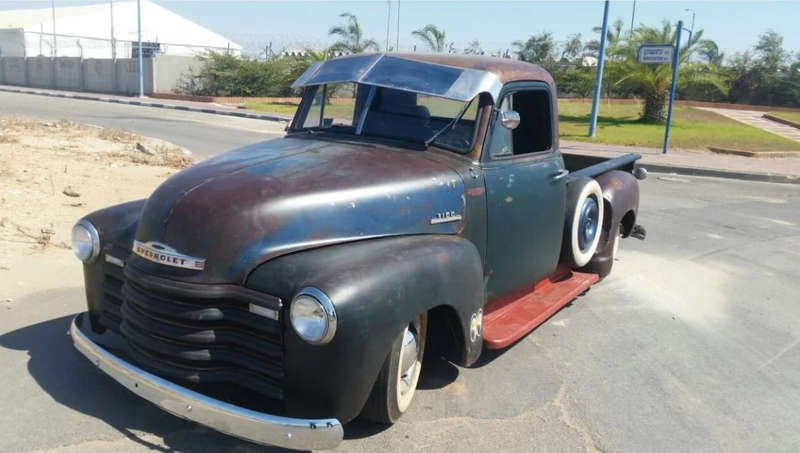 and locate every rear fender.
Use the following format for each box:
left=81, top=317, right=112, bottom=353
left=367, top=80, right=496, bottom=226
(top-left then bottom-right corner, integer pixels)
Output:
left=597, top=170, right=640, bottom=240
left=246, top=235, right=484, bottom=423
left=581, top=171, right=639, bottom=278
